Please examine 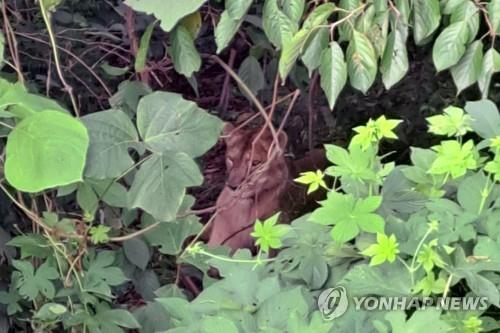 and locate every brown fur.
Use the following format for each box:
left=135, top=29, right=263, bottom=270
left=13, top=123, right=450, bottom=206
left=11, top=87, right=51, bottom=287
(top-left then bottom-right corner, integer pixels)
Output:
left=207, top=123, right=289, bottom=250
